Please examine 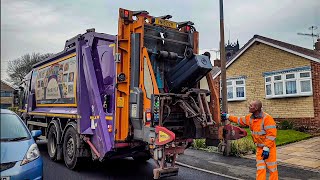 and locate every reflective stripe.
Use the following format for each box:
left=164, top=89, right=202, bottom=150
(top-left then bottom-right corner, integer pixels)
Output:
left=252, top=131, right=266, bottom=135
left=256, top=159, right=265, bottom=163
left=265, top=125, right=276, bottom=130
left=256, top=143, right=264, bottom=147
left=268, top=167, right=277, bottom=172
left=249, top=113, right=267, bottom=136
left=240, top=117, right=246, bottom=125
left=266, top=161, right=277, bottom=166
left=237, top=117, right=245, bottom=125
left=257, top=166, right=266, bottom=170
left=256, top=160, right=265, bottom=165
left=266, top=136, right=276, bottom=141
